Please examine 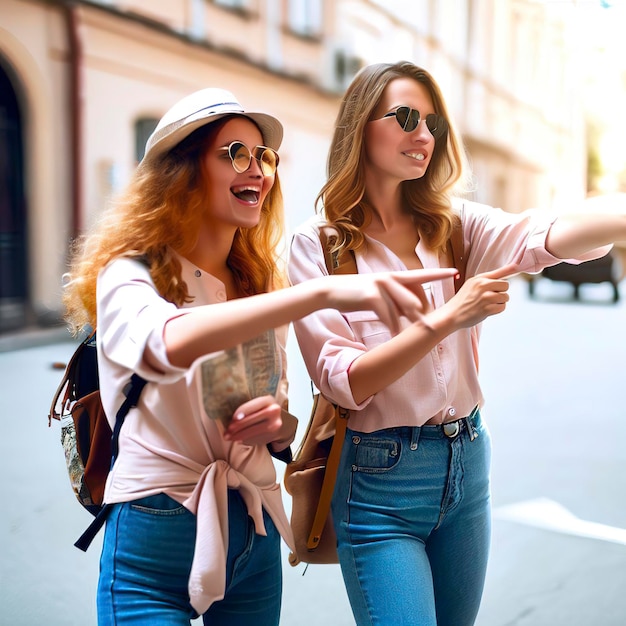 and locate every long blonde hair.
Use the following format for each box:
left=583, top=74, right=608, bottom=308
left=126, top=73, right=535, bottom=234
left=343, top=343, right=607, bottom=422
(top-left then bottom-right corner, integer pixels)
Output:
left=318, top=61, right=470, bottom=253
left=63, top=118, right=285, bottom=335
